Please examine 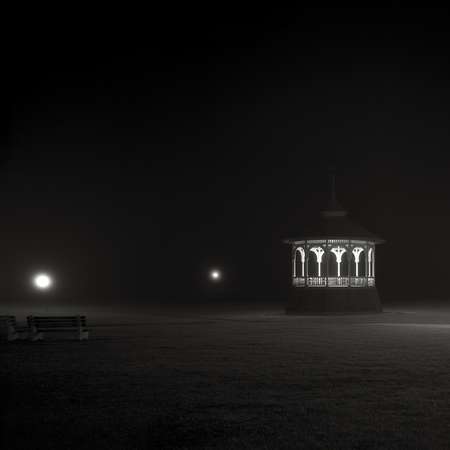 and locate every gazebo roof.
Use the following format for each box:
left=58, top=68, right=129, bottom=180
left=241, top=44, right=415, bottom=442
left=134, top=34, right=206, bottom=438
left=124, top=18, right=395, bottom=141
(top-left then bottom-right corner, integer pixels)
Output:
left=284, top=202, right=385, bottom=244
